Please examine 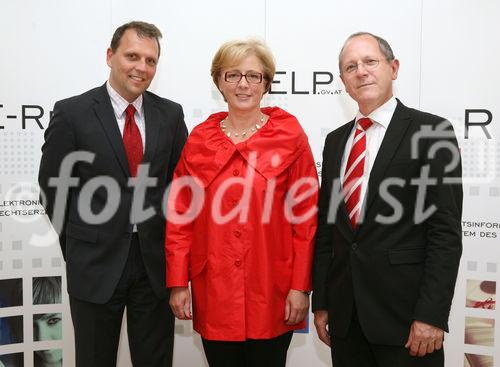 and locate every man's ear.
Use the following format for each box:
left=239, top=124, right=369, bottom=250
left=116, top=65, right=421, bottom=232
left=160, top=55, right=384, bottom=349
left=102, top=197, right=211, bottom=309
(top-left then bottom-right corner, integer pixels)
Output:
left=391, top=59, right=400, bottom=80
left=106, top=48, right=114, bottom=68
